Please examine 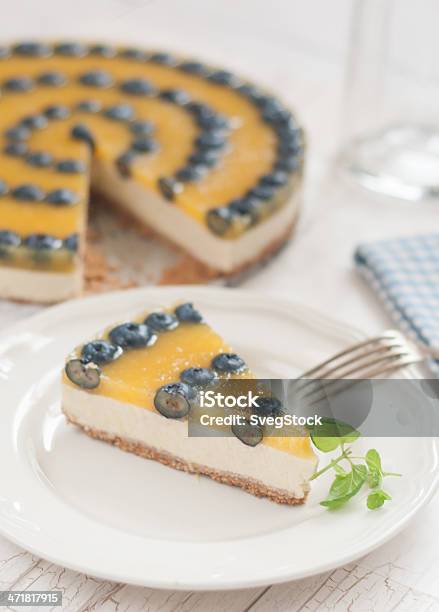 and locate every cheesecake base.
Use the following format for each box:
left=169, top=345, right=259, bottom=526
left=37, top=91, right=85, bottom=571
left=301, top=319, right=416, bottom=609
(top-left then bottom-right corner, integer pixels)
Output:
left=67, top=414, right=308, bottom=506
